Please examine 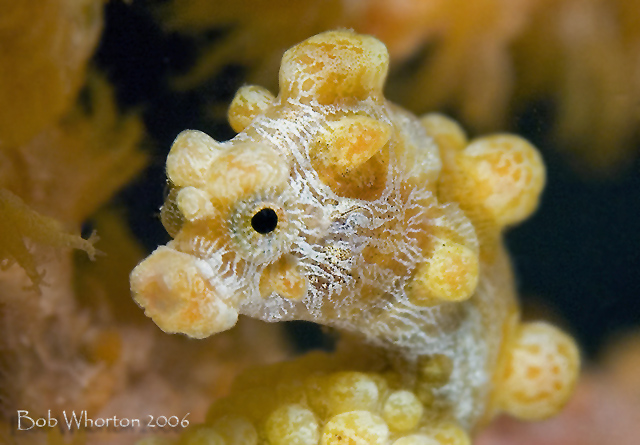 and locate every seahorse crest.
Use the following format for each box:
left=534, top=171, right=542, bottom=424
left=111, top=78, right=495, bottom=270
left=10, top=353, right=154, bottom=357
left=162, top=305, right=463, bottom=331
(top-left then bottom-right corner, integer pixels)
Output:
left=166, top=129, right=289, bottom=206
left=279, top=30, right=389, bottom=105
